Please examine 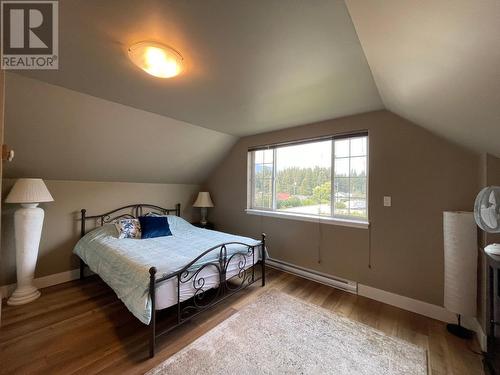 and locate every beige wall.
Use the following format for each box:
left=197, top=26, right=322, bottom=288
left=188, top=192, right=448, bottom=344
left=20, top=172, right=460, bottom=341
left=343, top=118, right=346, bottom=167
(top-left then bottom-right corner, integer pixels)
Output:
left=0, top=71, right=4, bottom=318
left=485, top=154, right=500, bottom=243
left=4, top=73, right=236, bottom=184
left=1, top=179, right=200, bottom=285
left=205, top=110, right=480, bottom=306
